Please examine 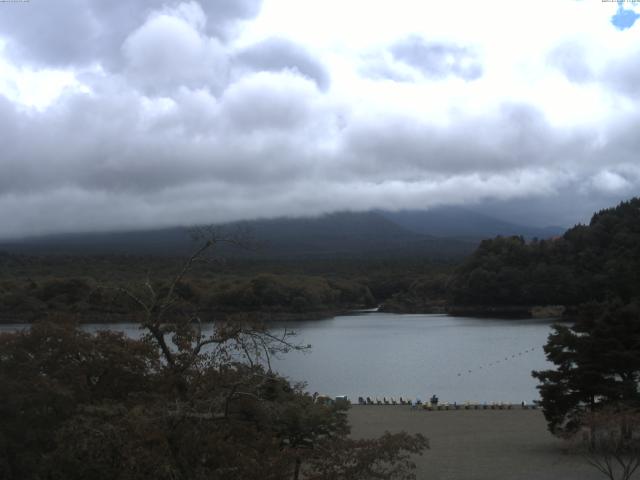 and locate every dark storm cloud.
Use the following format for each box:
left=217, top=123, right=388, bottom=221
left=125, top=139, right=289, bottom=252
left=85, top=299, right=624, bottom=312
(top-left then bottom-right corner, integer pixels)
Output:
left=390, top=35, right=483, bottom=81
left=341, top=104, right=572, bottom=179
left=0, top=0, right=261, bottom=68
left=235, top=37, right=330, bottom=91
